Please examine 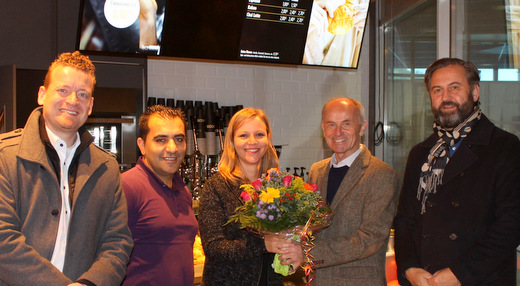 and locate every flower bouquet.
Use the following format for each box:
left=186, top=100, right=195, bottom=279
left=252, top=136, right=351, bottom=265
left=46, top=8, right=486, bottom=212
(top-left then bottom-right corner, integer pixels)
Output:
left=227, top=168, right=333, bottom=284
